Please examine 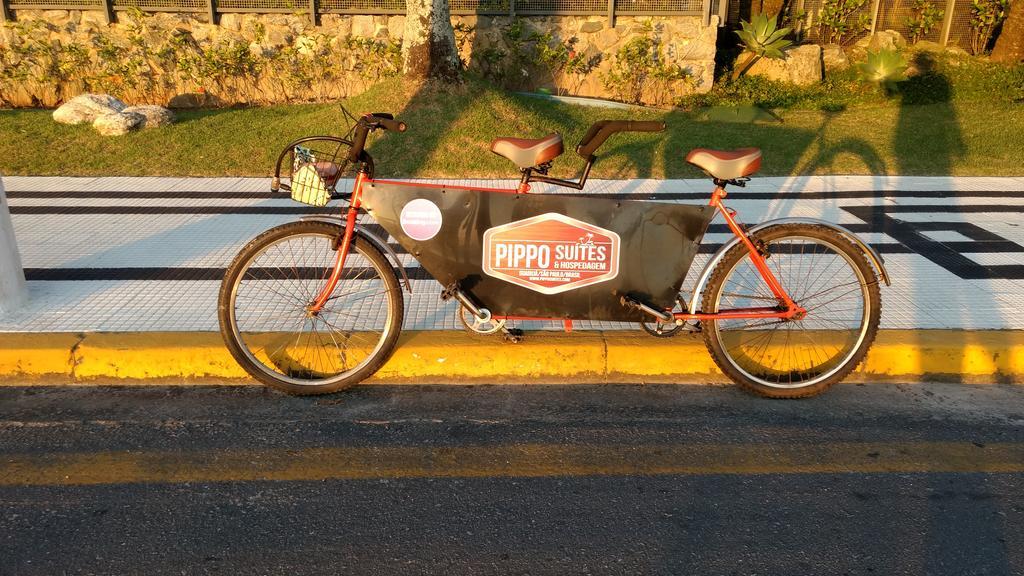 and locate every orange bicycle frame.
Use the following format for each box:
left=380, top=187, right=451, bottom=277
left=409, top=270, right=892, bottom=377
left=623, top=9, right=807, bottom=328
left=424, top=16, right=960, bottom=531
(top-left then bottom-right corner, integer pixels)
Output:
left=671, top=184, right=804, bottom=323
left=310, top=174, right=805, bottom=323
